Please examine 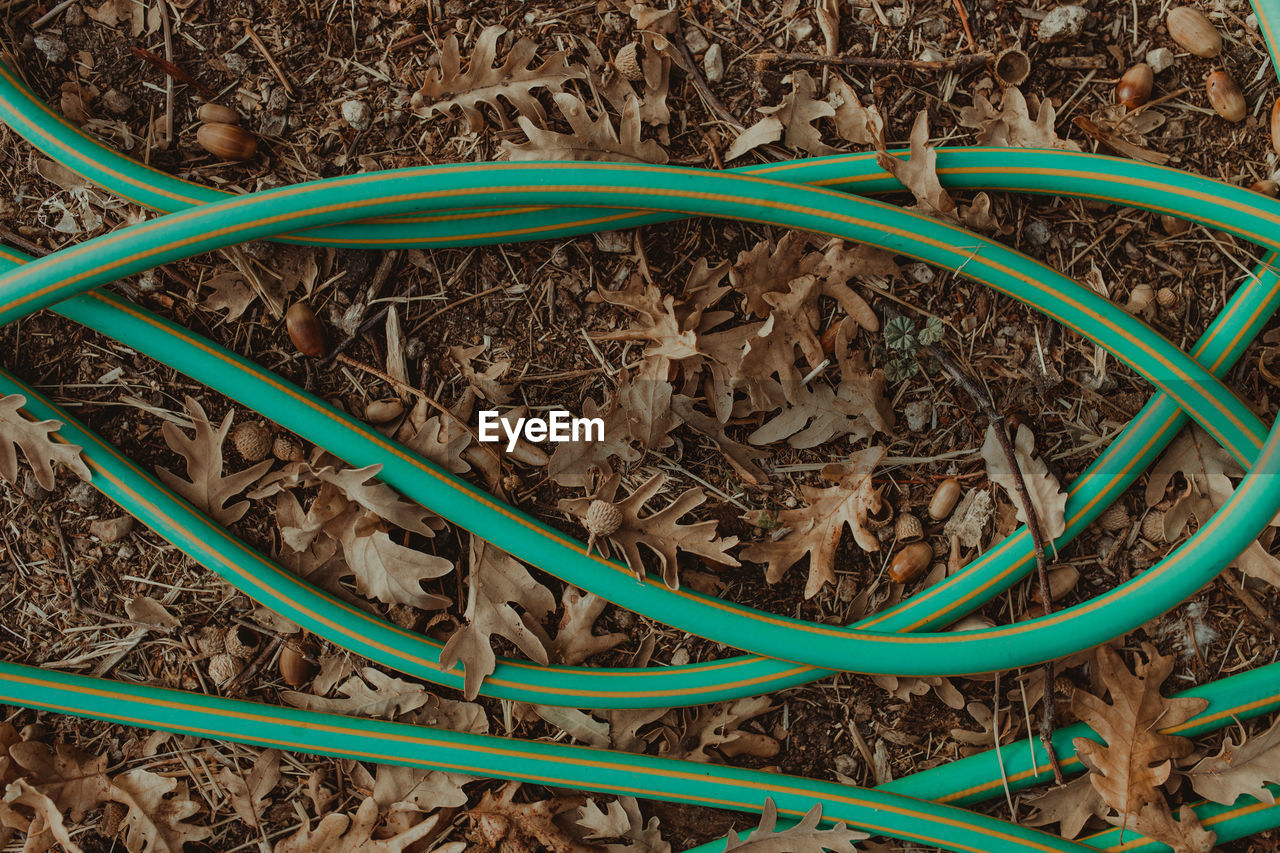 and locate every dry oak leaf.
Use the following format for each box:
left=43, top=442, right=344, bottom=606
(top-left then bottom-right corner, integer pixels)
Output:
left=575, top=797, right=670, bottom=852
left=558, top=471, right=739, bottom=591
left=549, top=586, right=629, bottom=665
left=1189, top=713, right=1280, bottom=805
left=8, top=741, right=110, bottom=822
left=216, top=749, right=280, bottom=830
left=679, top=696, right=780, bottom=763
left=1072, top=644, right=1214, bottom=852
left=449, top=344, right=513, bottom=405
left=1145, top=425, right=1280, bottom=588
left=827, top=76, right=884, bottom=146
left=723, top=799, right=865, bottom=852
left=280, top=667, right=434, bottom=719
left=466, top=783, right=593, bottom=853
left=741, top=446, right=886, bottom=598
left=727, top=71, right=835, bottom=160
left=0, top=395, right=91, bottom=491
left=615, top=357, right=680, bottom=452
left=670, top=396, right=770, bottom=486
left=958, top=87, right=1081, bottom=151
left=1024, top=775, right=1109, bottom=839
left=981, top=424, right=1068, bottom=542
left=275, top=796, right=439, bottom=853
left=503, top=93, right=668, bottom=163
left=547, top=395, right=640, bottom=488
left=440, top=537, right=556, bottom=700
left=337, top=510, right=454, bottom=611
left=109, top=768, right=211, bottom=853
left=875, top=111, right=998, bottom=231
left=737, top=275, right=828, bottom=404
left=412, top=25, right=585, bottom=132
left=156, top=397, right=270, bottom=526
left=0, top=779, right=83, bottom=853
